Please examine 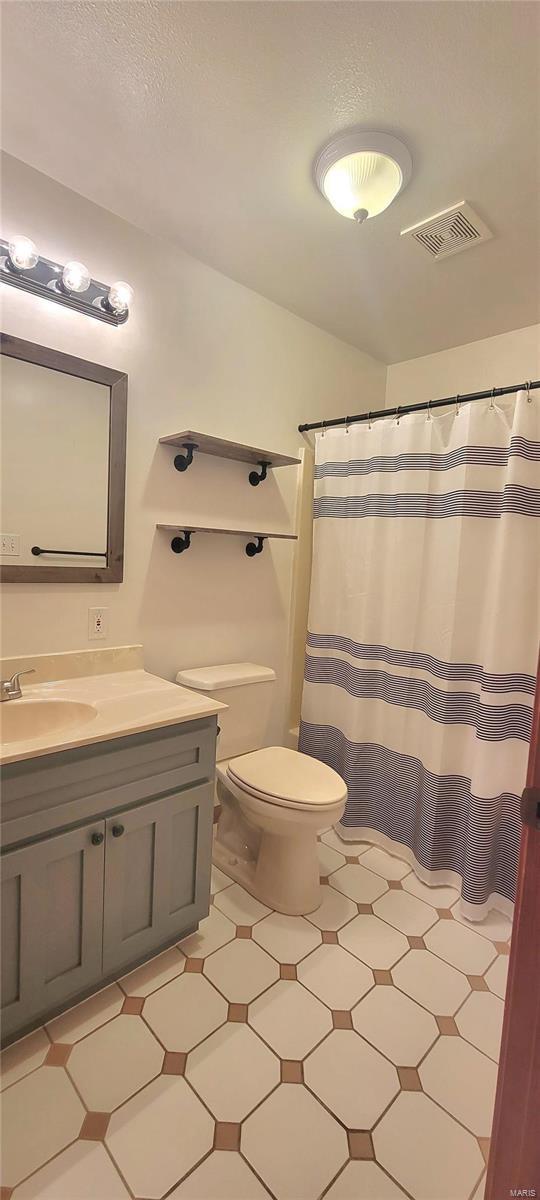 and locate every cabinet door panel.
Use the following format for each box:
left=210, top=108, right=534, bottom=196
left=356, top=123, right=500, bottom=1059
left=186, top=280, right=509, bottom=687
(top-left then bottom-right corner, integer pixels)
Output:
left=102, top=782, right=213, bottom=974
left=1, top=822, right=105, bottom=1039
